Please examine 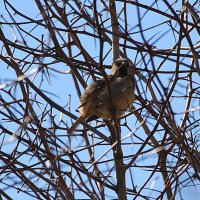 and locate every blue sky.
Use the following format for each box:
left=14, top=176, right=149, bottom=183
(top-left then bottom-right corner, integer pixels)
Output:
left=0, top=0, right=200, bottom=199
